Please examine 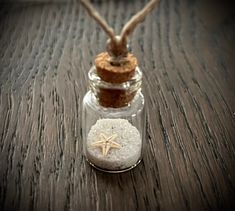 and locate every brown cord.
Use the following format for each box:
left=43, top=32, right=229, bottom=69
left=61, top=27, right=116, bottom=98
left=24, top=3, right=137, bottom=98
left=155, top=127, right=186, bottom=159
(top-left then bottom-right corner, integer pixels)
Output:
left=81, top=0, right=160, bottom=61
left=81, top=0, right=115, bottom=41
left=120, top=0, right=160, bottom=44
